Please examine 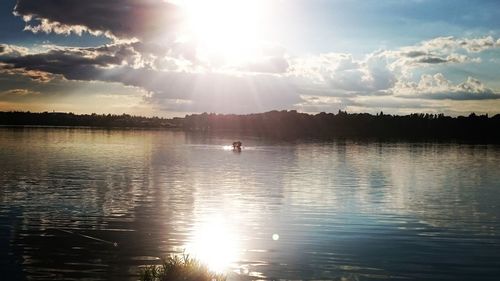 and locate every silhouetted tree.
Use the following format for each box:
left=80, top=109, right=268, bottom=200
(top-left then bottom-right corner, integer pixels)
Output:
left=1, top=110, right=499, bottom=142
